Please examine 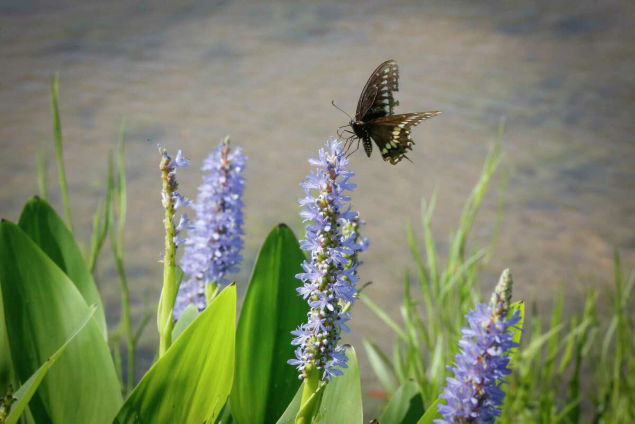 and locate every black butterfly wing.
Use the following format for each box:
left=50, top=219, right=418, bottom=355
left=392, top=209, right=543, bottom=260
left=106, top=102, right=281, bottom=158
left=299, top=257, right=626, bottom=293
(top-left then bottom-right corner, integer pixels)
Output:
left=366, top=112, right=440, bottom=164
left=355, top=60, right=400, bottom=122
